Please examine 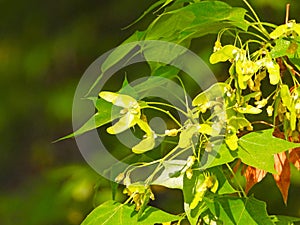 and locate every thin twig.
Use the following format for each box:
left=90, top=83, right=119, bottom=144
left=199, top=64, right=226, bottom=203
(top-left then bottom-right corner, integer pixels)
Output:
left=285, top=3, right=290, bottom=24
